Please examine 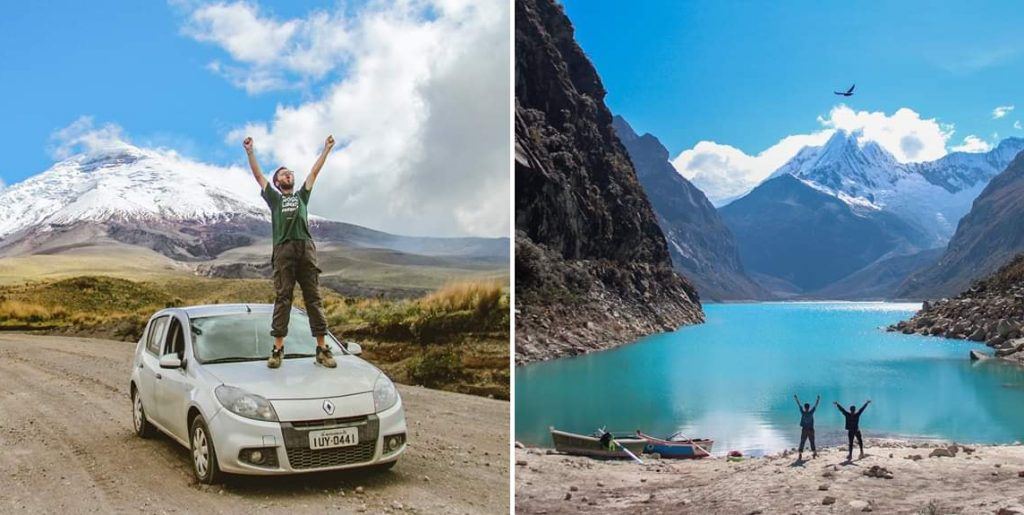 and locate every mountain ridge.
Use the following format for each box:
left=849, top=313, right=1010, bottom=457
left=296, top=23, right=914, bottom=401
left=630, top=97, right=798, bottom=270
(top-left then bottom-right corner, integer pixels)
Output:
left=612, top=115, right=768, bottom=301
